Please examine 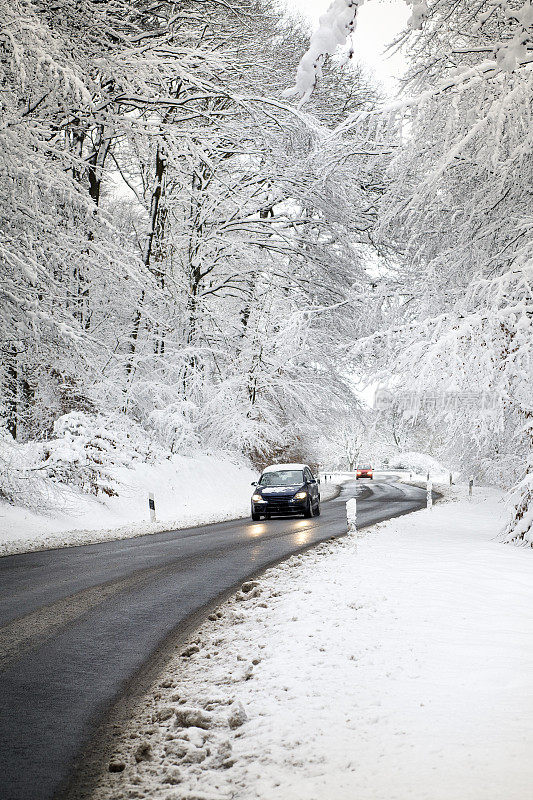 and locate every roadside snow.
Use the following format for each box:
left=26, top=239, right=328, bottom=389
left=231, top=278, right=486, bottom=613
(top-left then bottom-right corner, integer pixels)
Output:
left=0, top=454, right=256, bottom=556
left=317, top=477, right=345, bottom=502
left=91, top=486, right=533, bottom=800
